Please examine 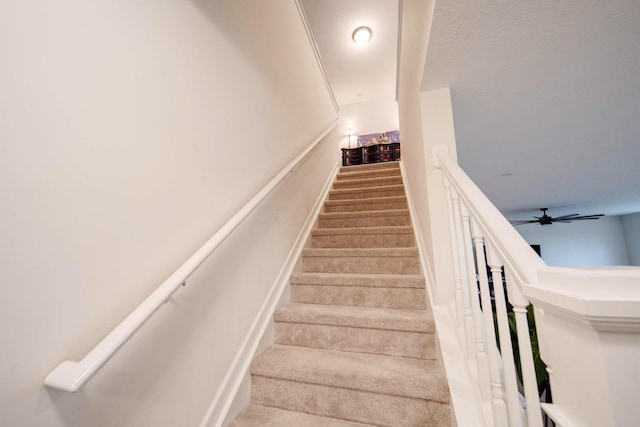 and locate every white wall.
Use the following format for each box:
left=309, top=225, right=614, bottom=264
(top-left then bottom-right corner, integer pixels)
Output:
left=510, top=215, right=630, bottom=266
left=622, top=212, right=640, bottom=266
left=397, top=0, right=458, bottom=306
left=419, top=88, right=458, bottom=304
left=0, top=1, right=337, bottom=426
left=338, top=98, right=399, bottom=148
left=397, top=0, right=435, bottom=279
